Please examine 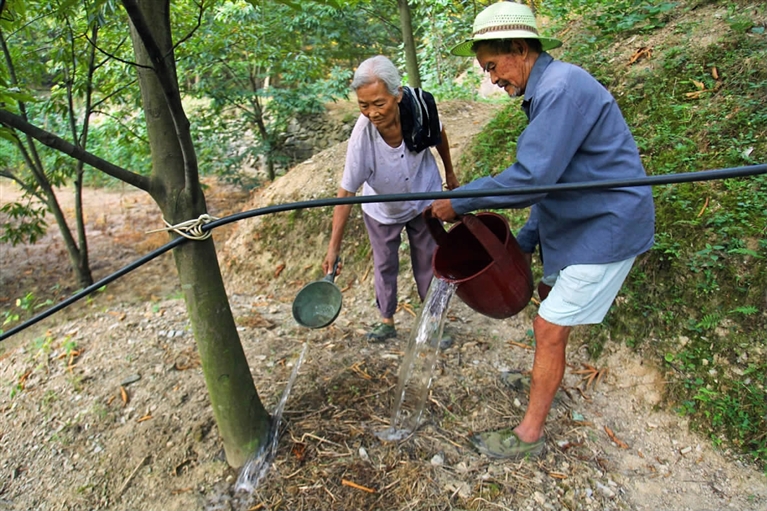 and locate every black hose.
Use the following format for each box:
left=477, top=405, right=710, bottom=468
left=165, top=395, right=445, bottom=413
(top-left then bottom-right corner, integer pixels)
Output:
left=2, top=163, right=765, bottom=342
